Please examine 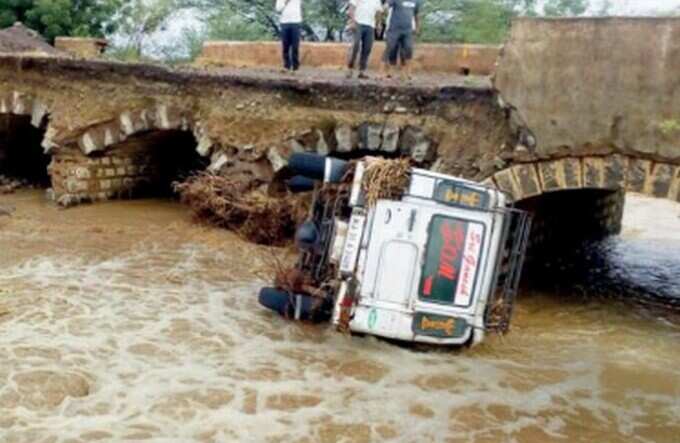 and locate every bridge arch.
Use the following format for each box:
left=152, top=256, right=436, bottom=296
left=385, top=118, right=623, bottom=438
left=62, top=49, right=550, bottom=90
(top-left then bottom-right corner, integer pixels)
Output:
left=485, top=155, right=680, bottom=203
left=0, top=90, right=51, bottom=187
left=485, top=155, right=680, bottom=257
left=47, top=104, right=215, bottom=206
